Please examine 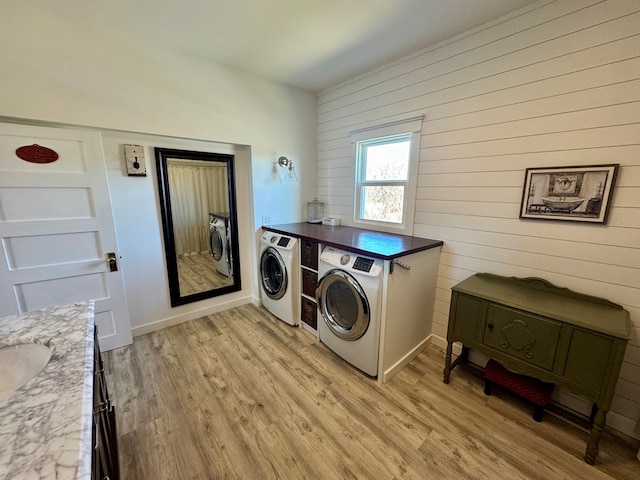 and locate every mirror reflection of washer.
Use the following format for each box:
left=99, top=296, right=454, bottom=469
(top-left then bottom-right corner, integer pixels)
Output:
left=210, top=214, right=232, bottom=277
left=315, top=246, right=383, bottom=376
left=259, top=231, right=299, bottom=326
